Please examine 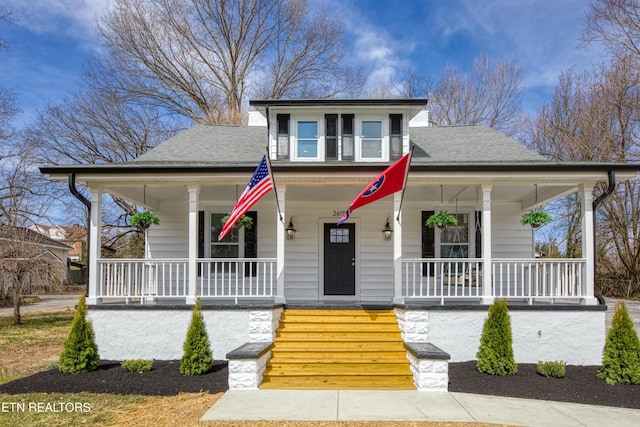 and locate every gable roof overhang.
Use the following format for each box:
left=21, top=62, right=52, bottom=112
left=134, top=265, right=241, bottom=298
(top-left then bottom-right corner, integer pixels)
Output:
left=249, top=98, right=429, bottom=120
left=40, top=161, right=640, bottom=178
